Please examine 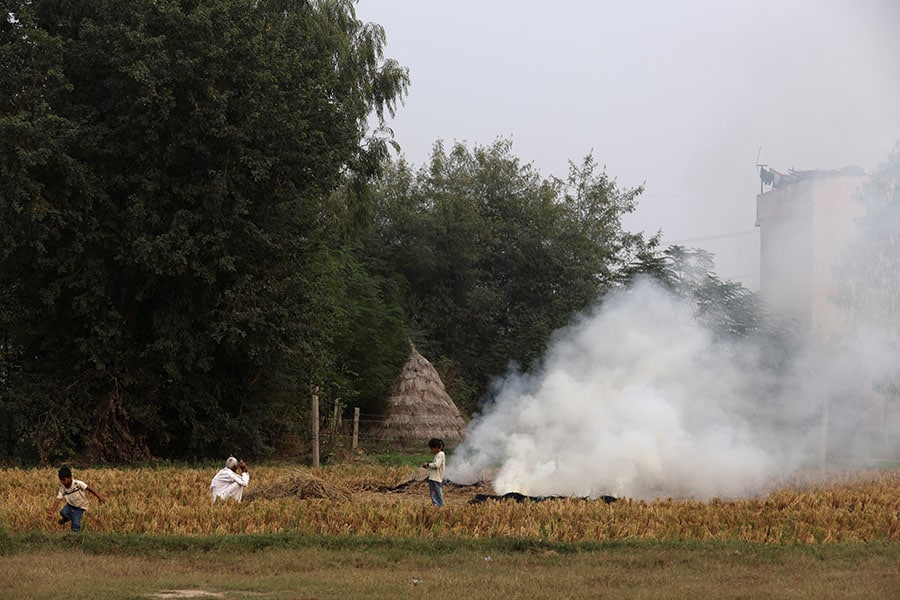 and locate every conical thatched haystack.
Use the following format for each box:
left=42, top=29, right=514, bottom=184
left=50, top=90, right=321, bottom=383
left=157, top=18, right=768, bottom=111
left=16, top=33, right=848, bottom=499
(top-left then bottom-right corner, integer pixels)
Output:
left=368, top=344, right=467, bottom=444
